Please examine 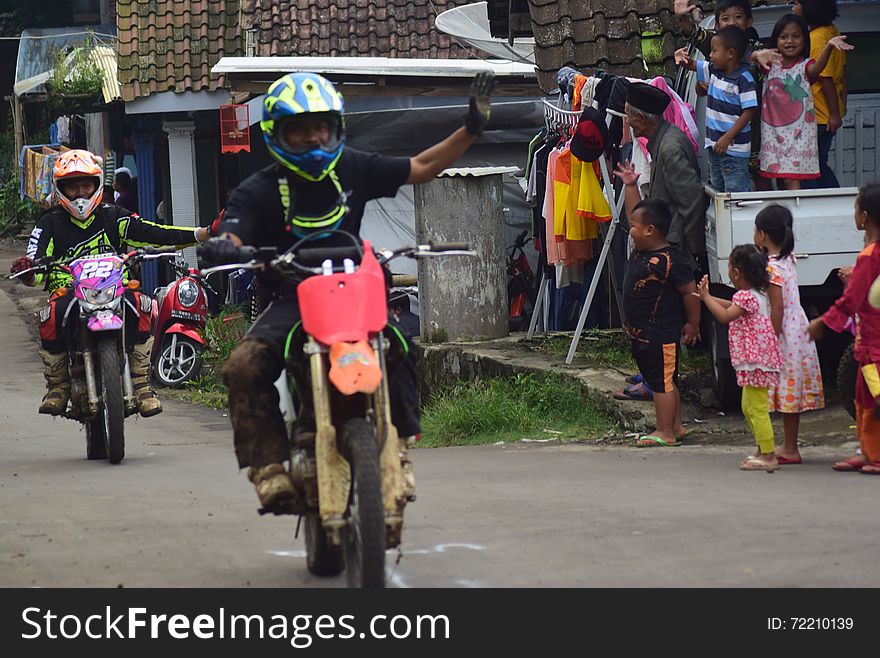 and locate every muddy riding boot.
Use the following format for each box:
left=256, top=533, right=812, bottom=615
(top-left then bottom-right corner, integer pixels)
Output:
left=247, top=463, right=297, bottom=508
left=399, top=435, right=417, bottom=502
left=38, top=349, right=70, bottom=415
left=130, top=338, right=162, bottom=417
